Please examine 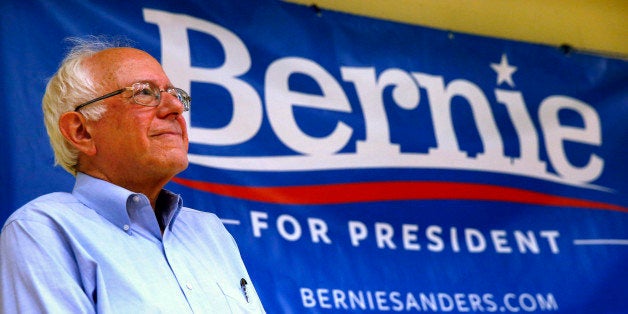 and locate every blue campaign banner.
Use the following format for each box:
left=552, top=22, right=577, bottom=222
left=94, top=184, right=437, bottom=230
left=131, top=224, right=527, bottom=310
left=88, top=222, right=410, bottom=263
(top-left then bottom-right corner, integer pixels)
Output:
left=2, top=0, right=627, bottom=313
